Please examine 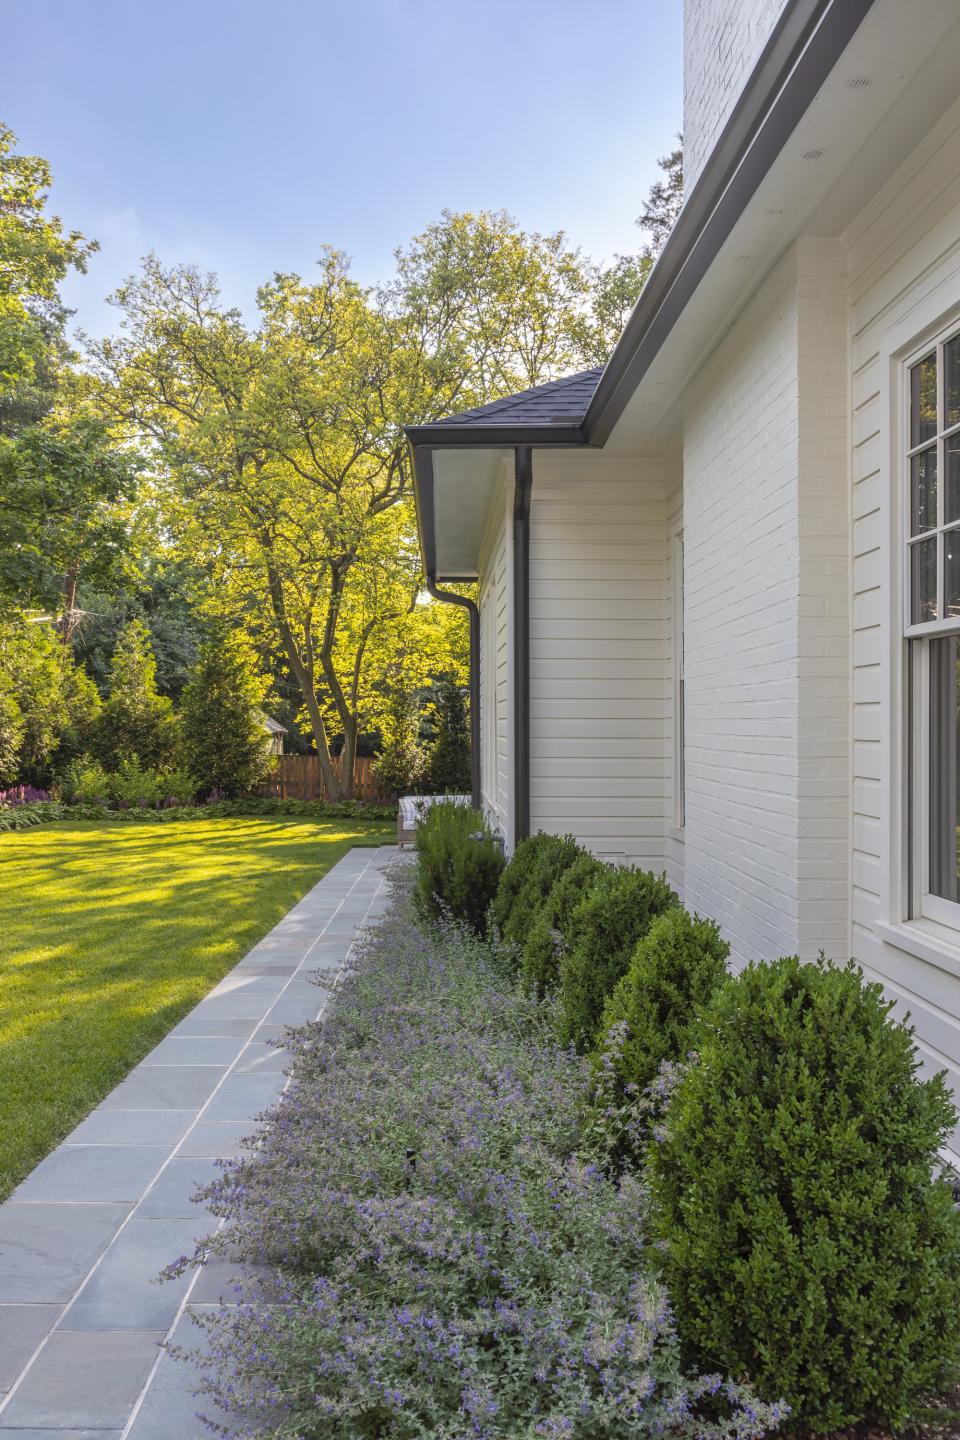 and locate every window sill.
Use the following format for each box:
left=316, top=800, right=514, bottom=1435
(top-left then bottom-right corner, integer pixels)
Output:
left=875, top=919, right=960, bottom=980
